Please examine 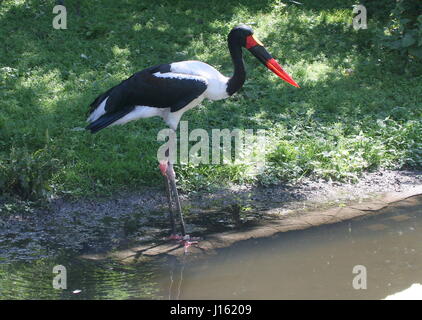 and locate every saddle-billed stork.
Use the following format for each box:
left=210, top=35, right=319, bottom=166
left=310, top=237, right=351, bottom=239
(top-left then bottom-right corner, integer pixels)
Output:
left=86, top=24, right=299, bottom=249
